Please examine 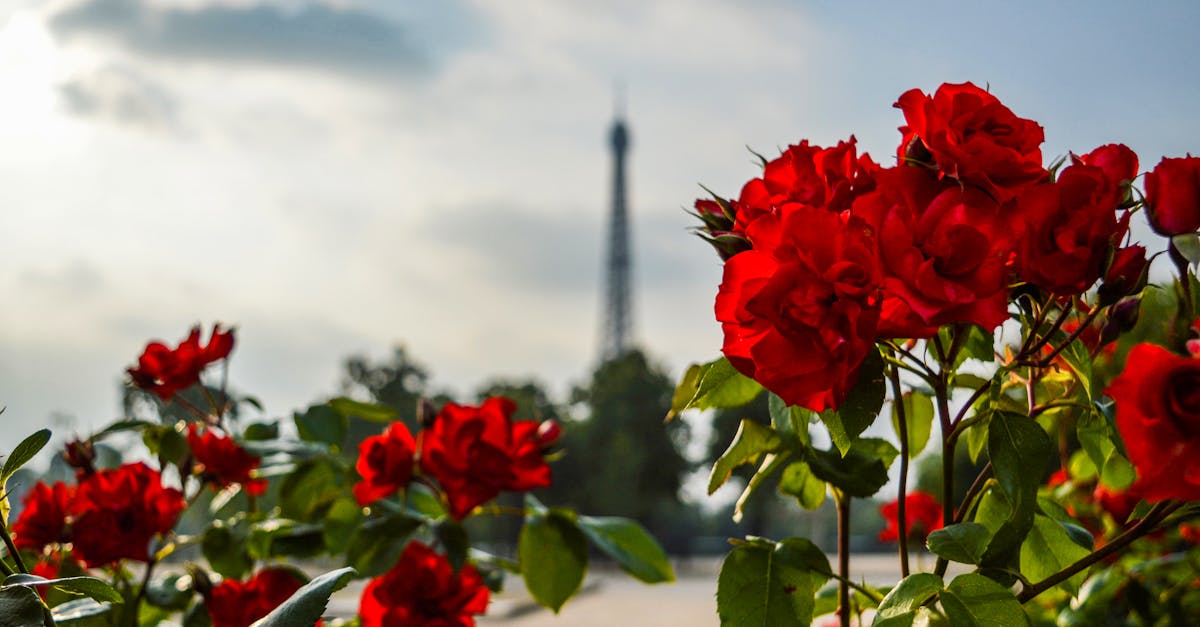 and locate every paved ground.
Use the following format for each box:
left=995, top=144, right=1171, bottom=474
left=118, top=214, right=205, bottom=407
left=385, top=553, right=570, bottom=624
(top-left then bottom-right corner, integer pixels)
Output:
left=327, top=554, right=956, bottom=624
